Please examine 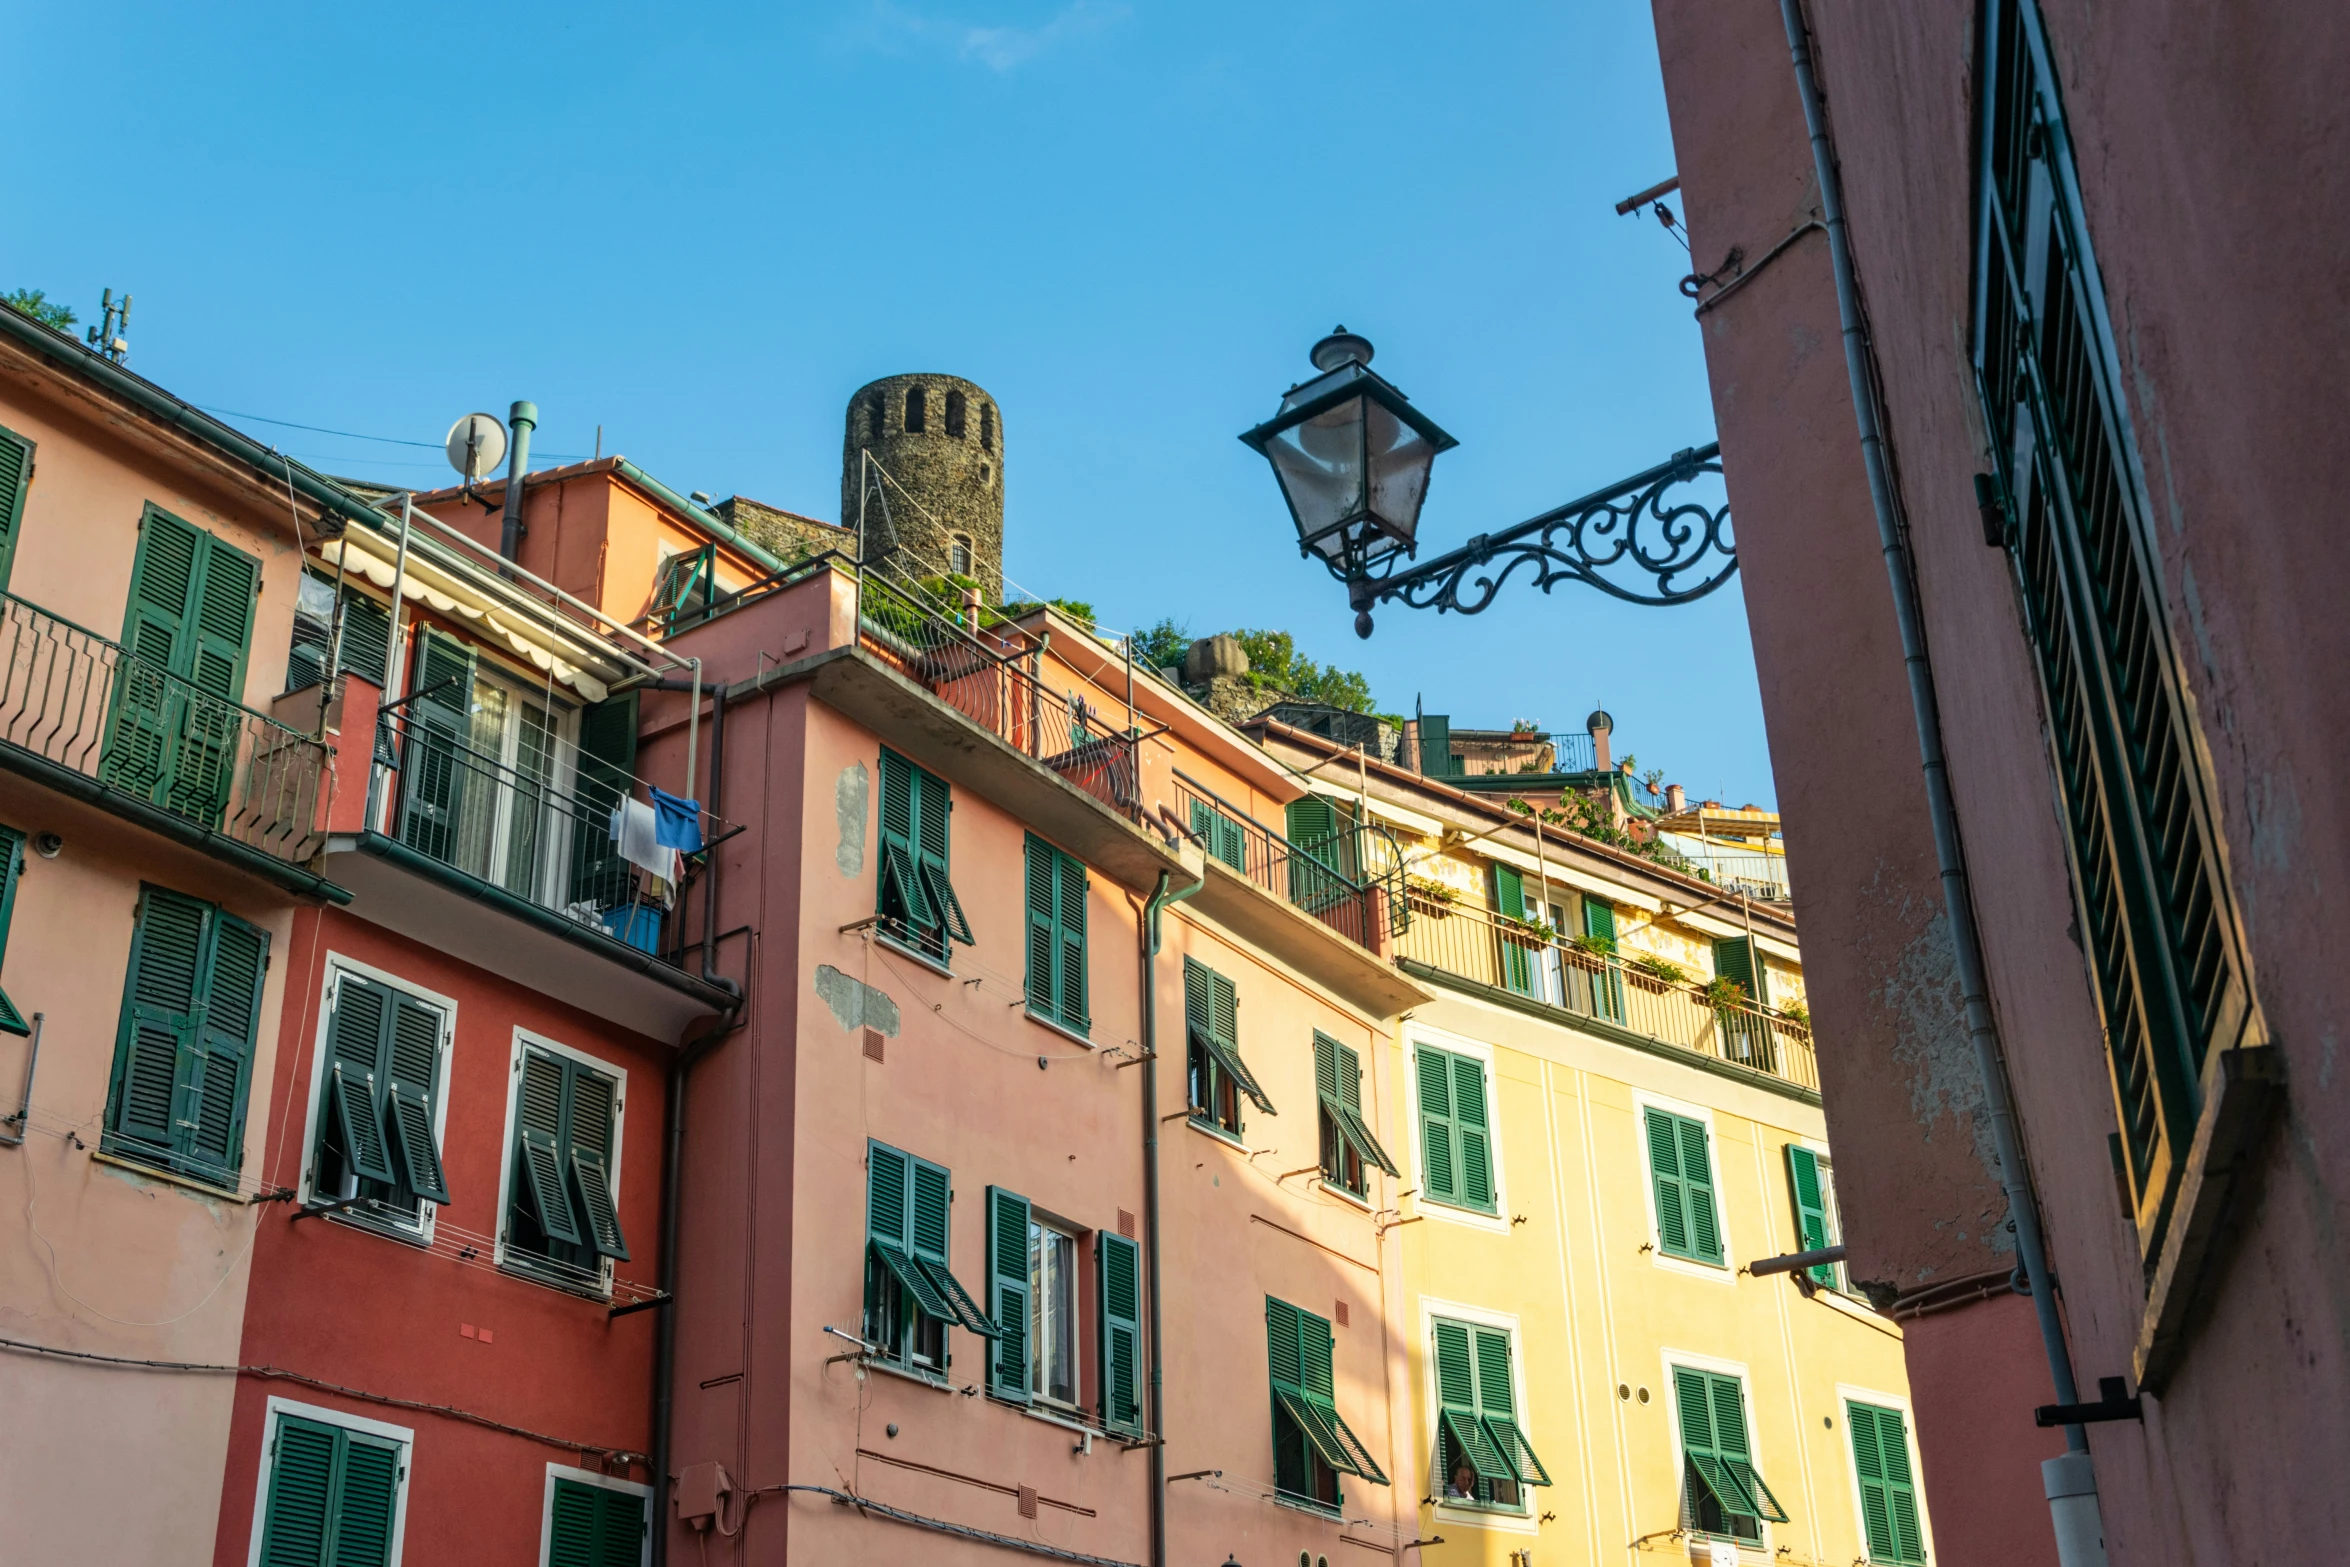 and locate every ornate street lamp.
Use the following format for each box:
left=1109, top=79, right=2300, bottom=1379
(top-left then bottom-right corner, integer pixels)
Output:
left=1242, top=329, right=1737, bottom=637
